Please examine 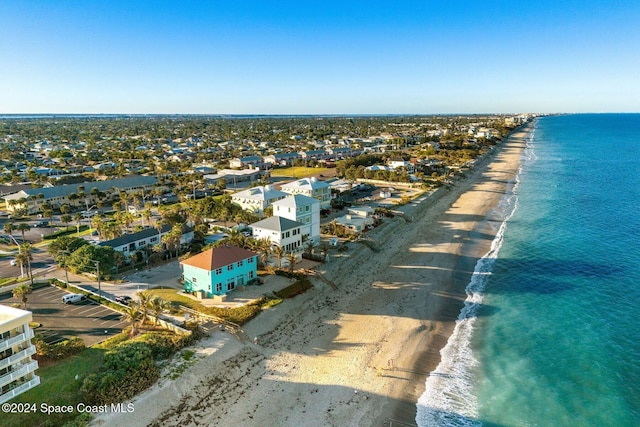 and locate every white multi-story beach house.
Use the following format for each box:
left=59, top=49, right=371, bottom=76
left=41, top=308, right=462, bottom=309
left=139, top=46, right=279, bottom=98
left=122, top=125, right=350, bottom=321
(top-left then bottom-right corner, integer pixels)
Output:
left=231, top=185, right=288, bottom=215
left=280, top=177, right=331, bottom=209
left=250, top=216, right=303, bottom=252
left=0, top=305, right=40, bottom=404
left=272, top=194, right=320, bottom=244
